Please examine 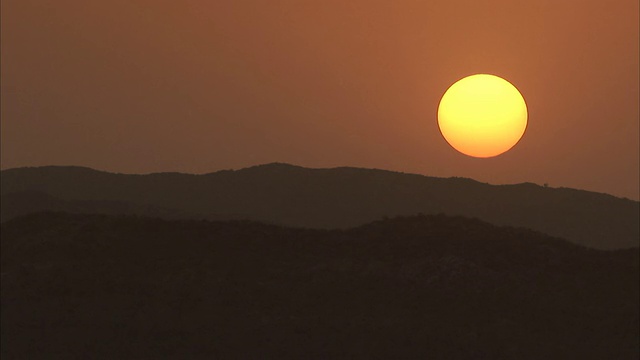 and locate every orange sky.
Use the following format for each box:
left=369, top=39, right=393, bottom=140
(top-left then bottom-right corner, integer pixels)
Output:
left=2, top=0, right=638, bottom=199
